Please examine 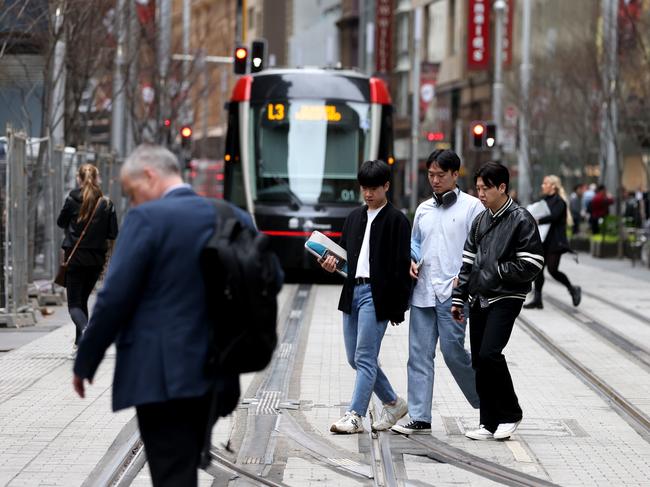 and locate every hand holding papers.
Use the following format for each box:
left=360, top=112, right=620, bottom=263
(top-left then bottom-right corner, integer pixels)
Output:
left=526, top=199, right=551, bottom=242
left=305, top=231, right=348, bottom=277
